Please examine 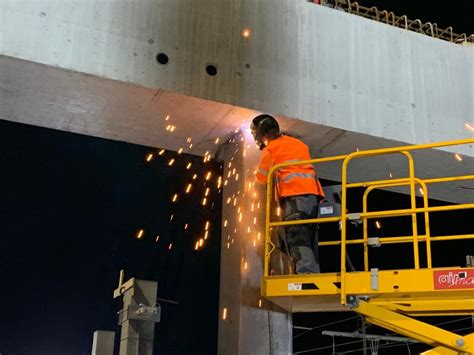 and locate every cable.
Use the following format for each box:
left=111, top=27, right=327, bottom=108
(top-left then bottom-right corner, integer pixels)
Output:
left=295, top=317, right=474, bottom=354
left=334, top=325, right=474, bottom=354
left=293, top=316, right=360, bottom=339
left=293, top=339, right=365, bottom=354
